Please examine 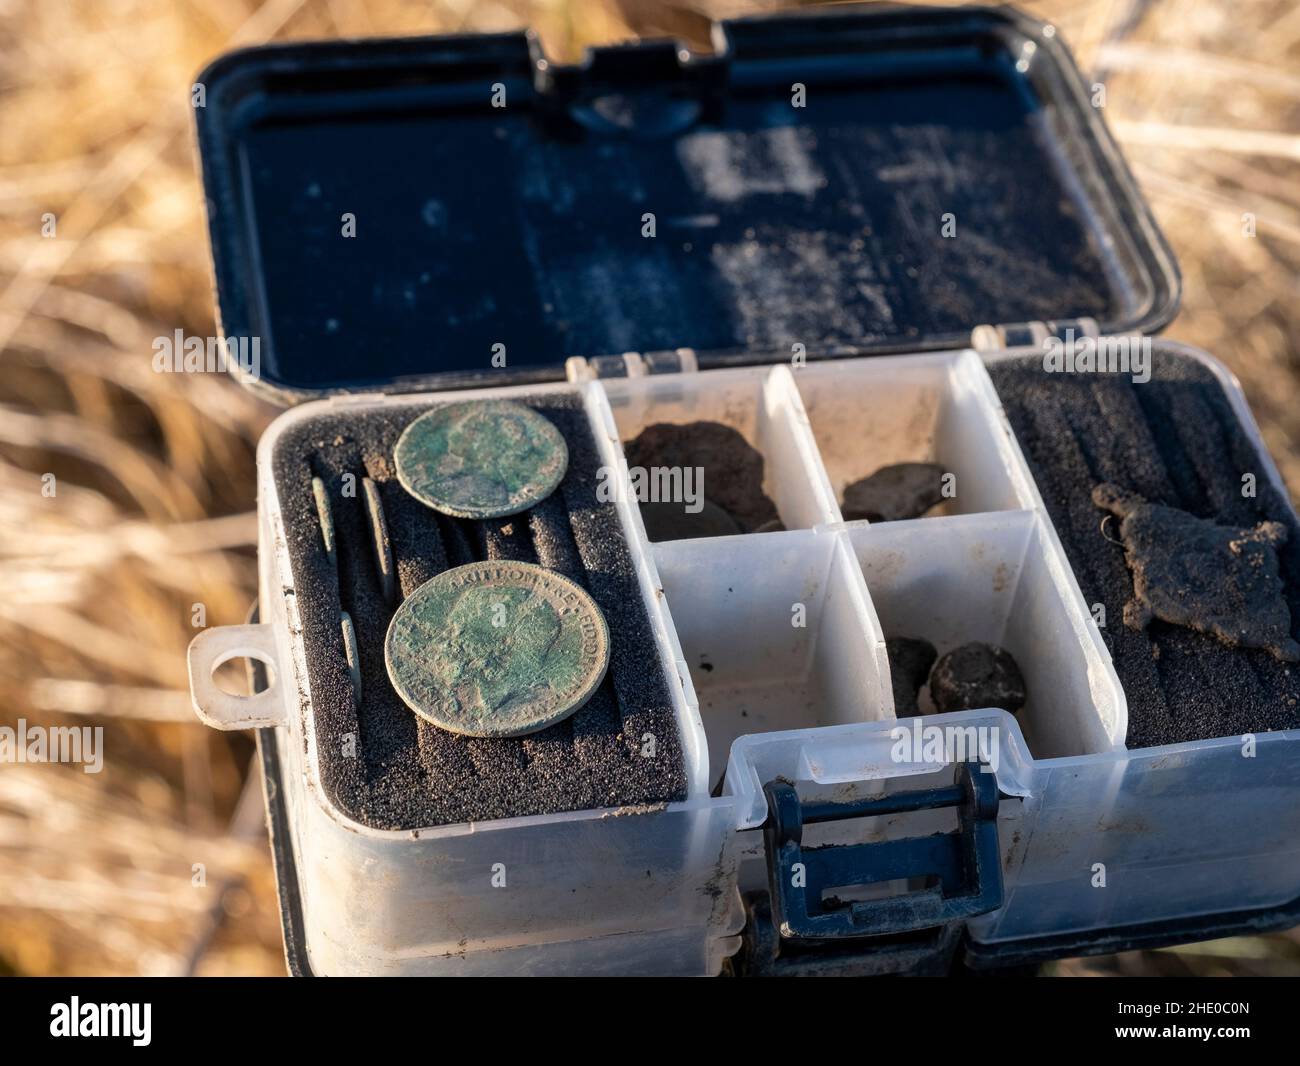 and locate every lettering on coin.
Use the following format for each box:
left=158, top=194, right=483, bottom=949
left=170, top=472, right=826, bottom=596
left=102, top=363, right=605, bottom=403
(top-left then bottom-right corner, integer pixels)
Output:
left=385, top=562, right=610, bottom=737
